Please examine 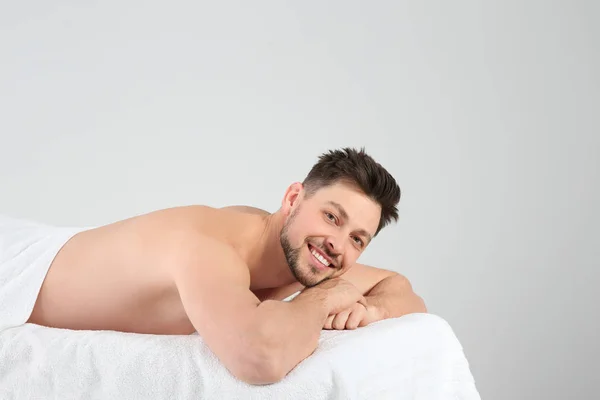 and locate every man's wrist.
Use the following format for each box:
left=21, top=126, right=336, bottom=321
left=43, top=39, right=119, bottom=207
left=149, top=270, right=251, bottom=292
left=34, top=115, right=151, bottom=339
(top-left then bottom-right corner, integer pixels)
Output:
left=292, top=286, right=331, bottom=320
left=363, top=295, right=388, bottom=321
